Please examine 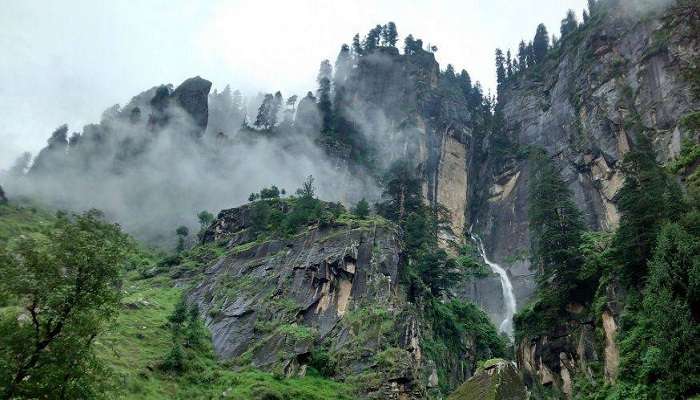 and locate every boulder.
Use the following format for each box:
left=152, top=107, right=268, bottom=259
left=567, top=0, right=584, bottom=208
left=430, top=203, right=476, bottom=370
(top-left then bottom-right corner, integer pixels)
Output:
left=448, top=359, right=527, bottom=400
